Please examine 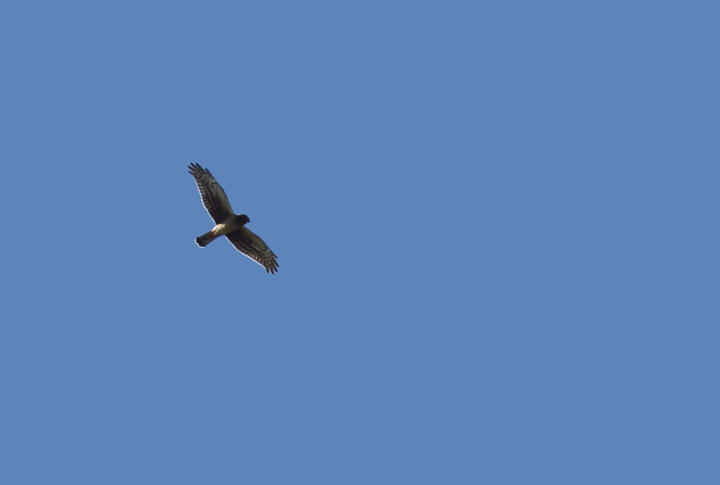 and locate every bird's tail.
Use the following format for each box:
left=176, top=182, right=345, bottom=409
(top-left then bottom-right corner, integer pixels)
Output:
left=195, top=231, right=218, bottom=247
